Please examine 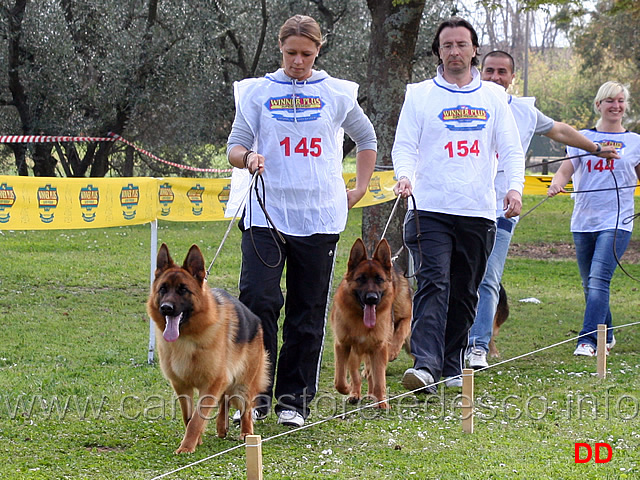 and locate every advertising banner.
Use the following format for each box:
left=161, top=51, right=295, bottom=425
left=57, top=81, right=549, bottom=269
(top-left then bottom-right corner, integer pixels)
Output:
left=1, top=173, right=636, bottom=231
